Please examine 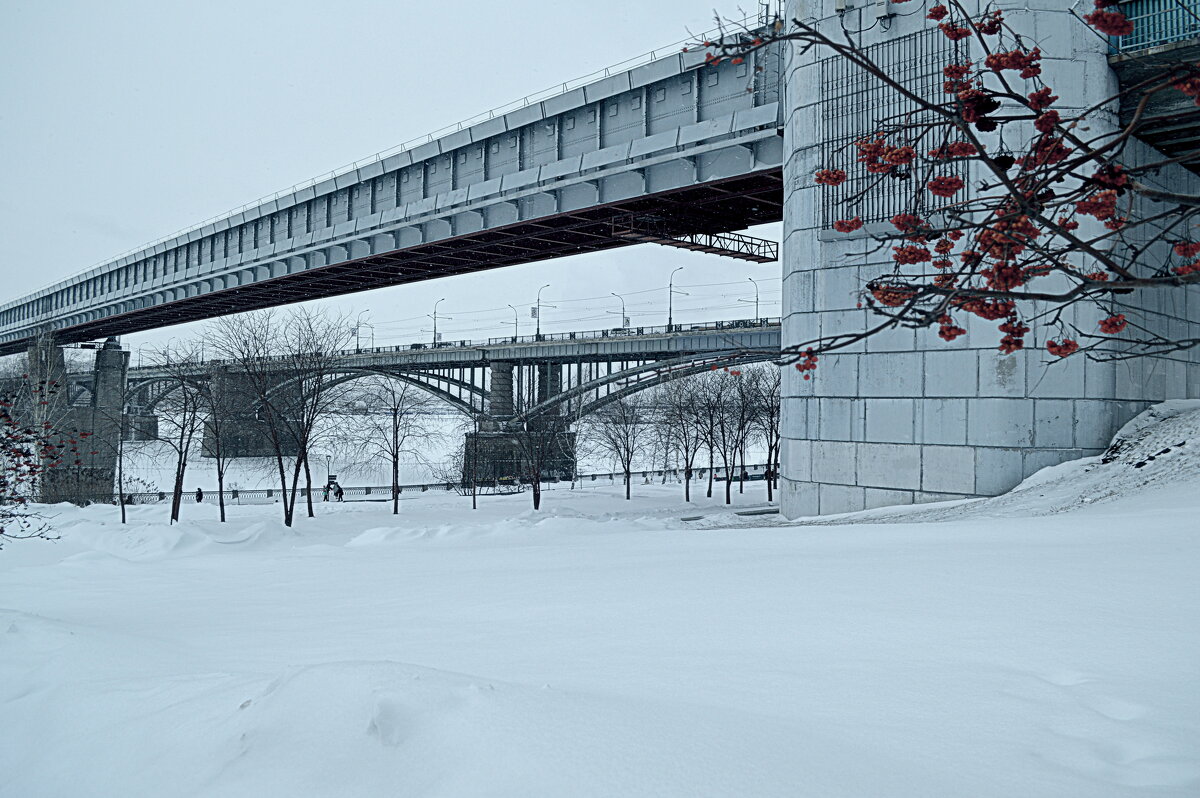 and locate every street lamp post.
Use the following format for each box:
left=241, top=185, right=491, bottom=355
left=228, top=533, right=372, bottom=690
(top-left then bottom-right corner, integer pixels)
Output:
left=668, top=266, right=684, bottom=329
left=747, top=277, right=760, bottom=319
left=430, top=298, right=447, bottom=346
left=353, top=311, right=372, bottom=350
left=535, top=284, right=551, bottom=338
left=507, top=304, right=520, bottom=340
left=610, top=292, right=628, bottom=329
